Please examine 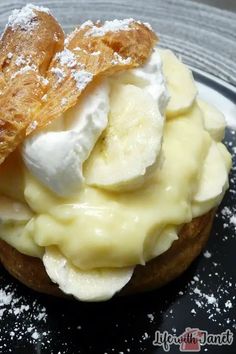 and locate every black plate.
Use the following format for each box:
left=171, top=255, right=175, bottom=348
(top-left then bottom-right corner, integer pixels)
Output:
left=0, top=70, right=235, bottom=354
